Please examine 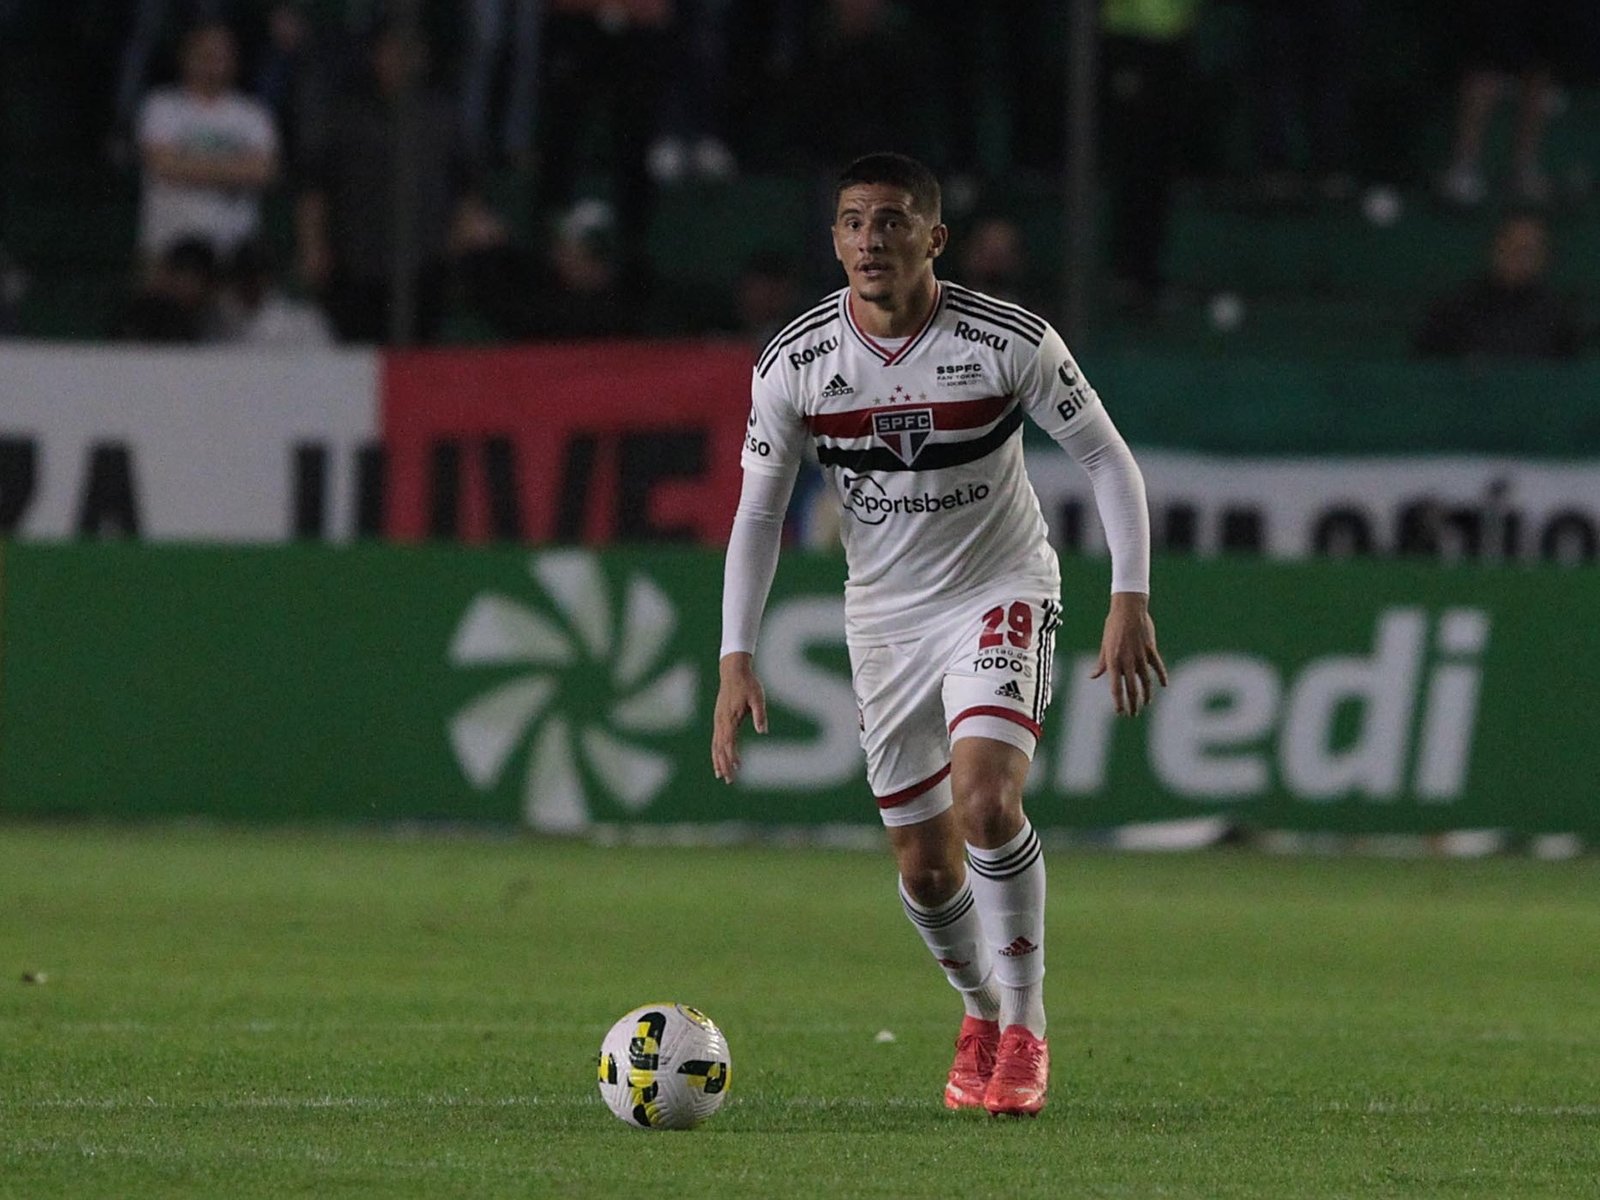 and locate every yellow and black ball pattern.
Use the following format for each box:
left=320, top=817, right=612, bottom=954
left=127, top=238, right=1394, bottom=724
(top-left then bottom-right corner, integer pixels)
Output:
left=596, top=1003, right=733, bottom=1130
